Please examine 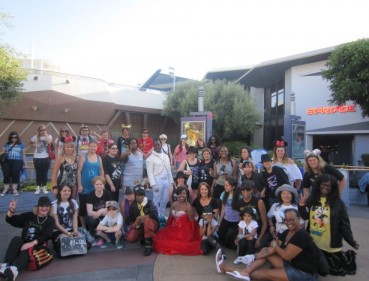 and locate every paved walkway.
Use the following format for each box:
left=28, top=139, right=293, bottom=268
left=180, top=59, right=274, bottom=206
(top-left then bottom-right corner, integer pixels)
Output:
left=0, top=198, right=368, bottom=280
